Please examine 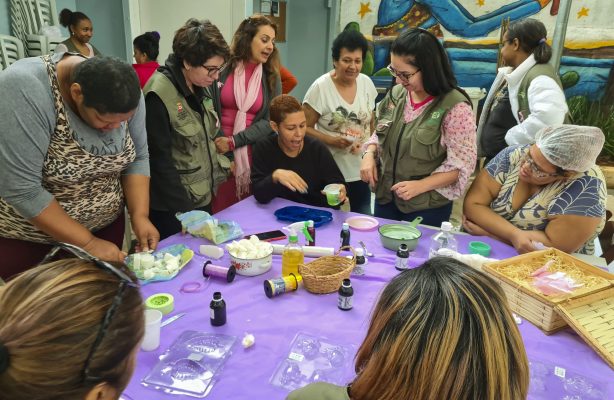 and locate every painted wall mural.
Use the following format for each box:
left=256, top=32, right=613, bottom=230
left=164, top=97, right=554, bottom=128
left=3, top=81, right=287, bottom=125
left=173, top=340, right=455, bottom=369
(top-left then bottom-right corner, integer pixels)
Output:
left=341, top=0, right=614, bottom=101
